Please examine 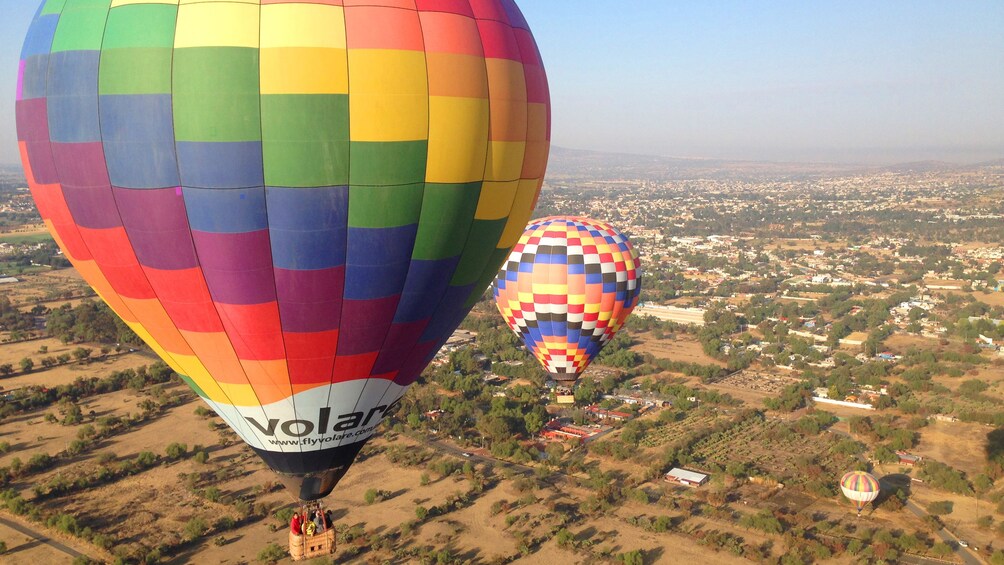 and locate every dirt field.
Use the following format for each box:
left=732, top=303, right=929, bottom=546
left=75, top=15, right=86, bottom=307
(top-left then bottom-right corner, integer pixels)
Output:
left=575, top=513, right=744, bottom=565
left=430, top=482, right=519, bottom=560
left=632, top=334, right=726, bottom=367
left=884, top=333, right=943, bottom=353
left=912, top=420, right=994, bottom=476
left=0, top=342, right=148, bottom=391
left=972, top=290, right=1004, bottom=307
left=0, top=269, right=91, bottom=308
